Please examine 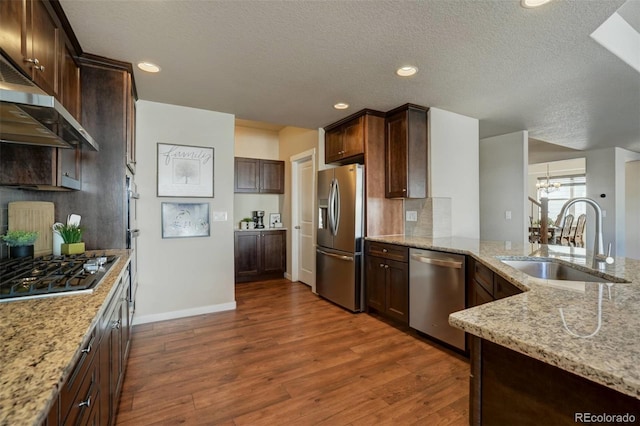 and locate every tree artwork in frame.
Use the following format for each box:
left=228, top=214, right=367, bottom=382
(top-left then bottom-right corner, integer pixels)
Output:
left=161, top=202, right=210, bottom=238
left=157, top=143, right=214, bottom=197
